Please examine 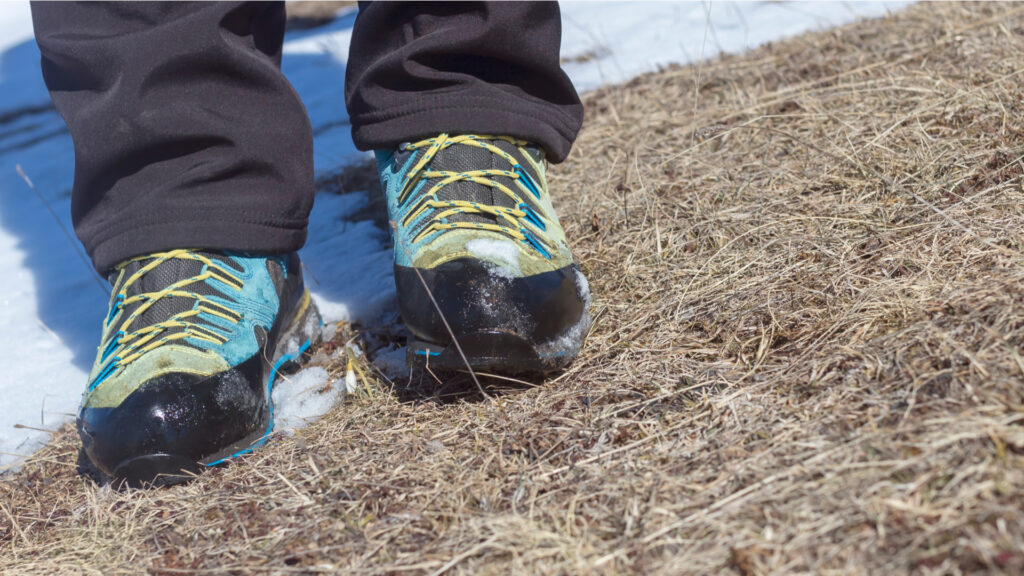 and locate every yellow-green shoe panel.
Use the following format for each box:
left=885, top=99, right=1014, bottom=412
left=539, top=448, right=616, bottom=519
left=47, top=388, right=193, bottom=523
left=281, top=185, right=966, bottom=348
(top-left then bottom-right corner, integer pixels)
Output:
left=83, top=345, right=229, bottom=409
left=376, top=134, right=591, bottom=373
